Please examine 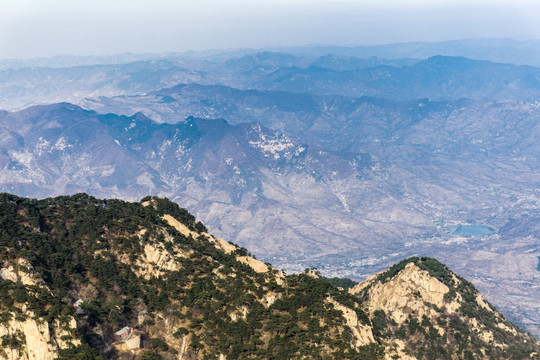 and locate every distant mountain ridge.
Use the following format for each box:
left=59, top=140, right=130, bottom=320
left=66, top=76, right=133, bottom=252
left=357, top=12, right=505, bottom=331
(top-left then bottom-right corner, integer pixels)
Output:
left=272, top=38, right=540, bottom=67
left=251, top=56, right=540, bottom=100
left=0, top=103, right=390, bottom=258
left=83, top=82, right=540, bottom=160
left=2, top=53, right=540, bottom=110
left=2, top=38, right=539, bottom=69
